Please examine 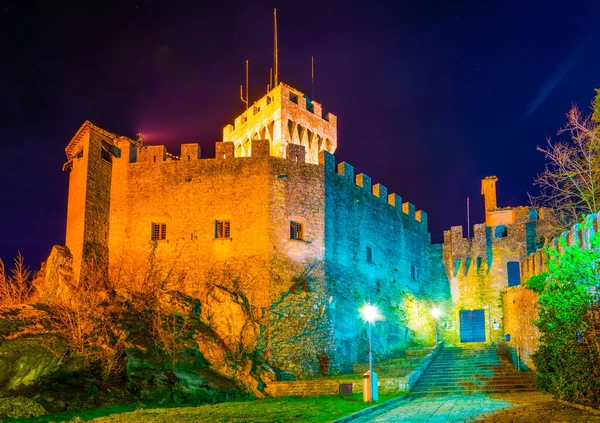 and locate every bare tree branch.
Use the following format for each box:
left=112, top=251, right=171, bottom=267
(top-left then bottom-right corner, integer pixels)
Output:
left=531, top=99, right=600, bottom=227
